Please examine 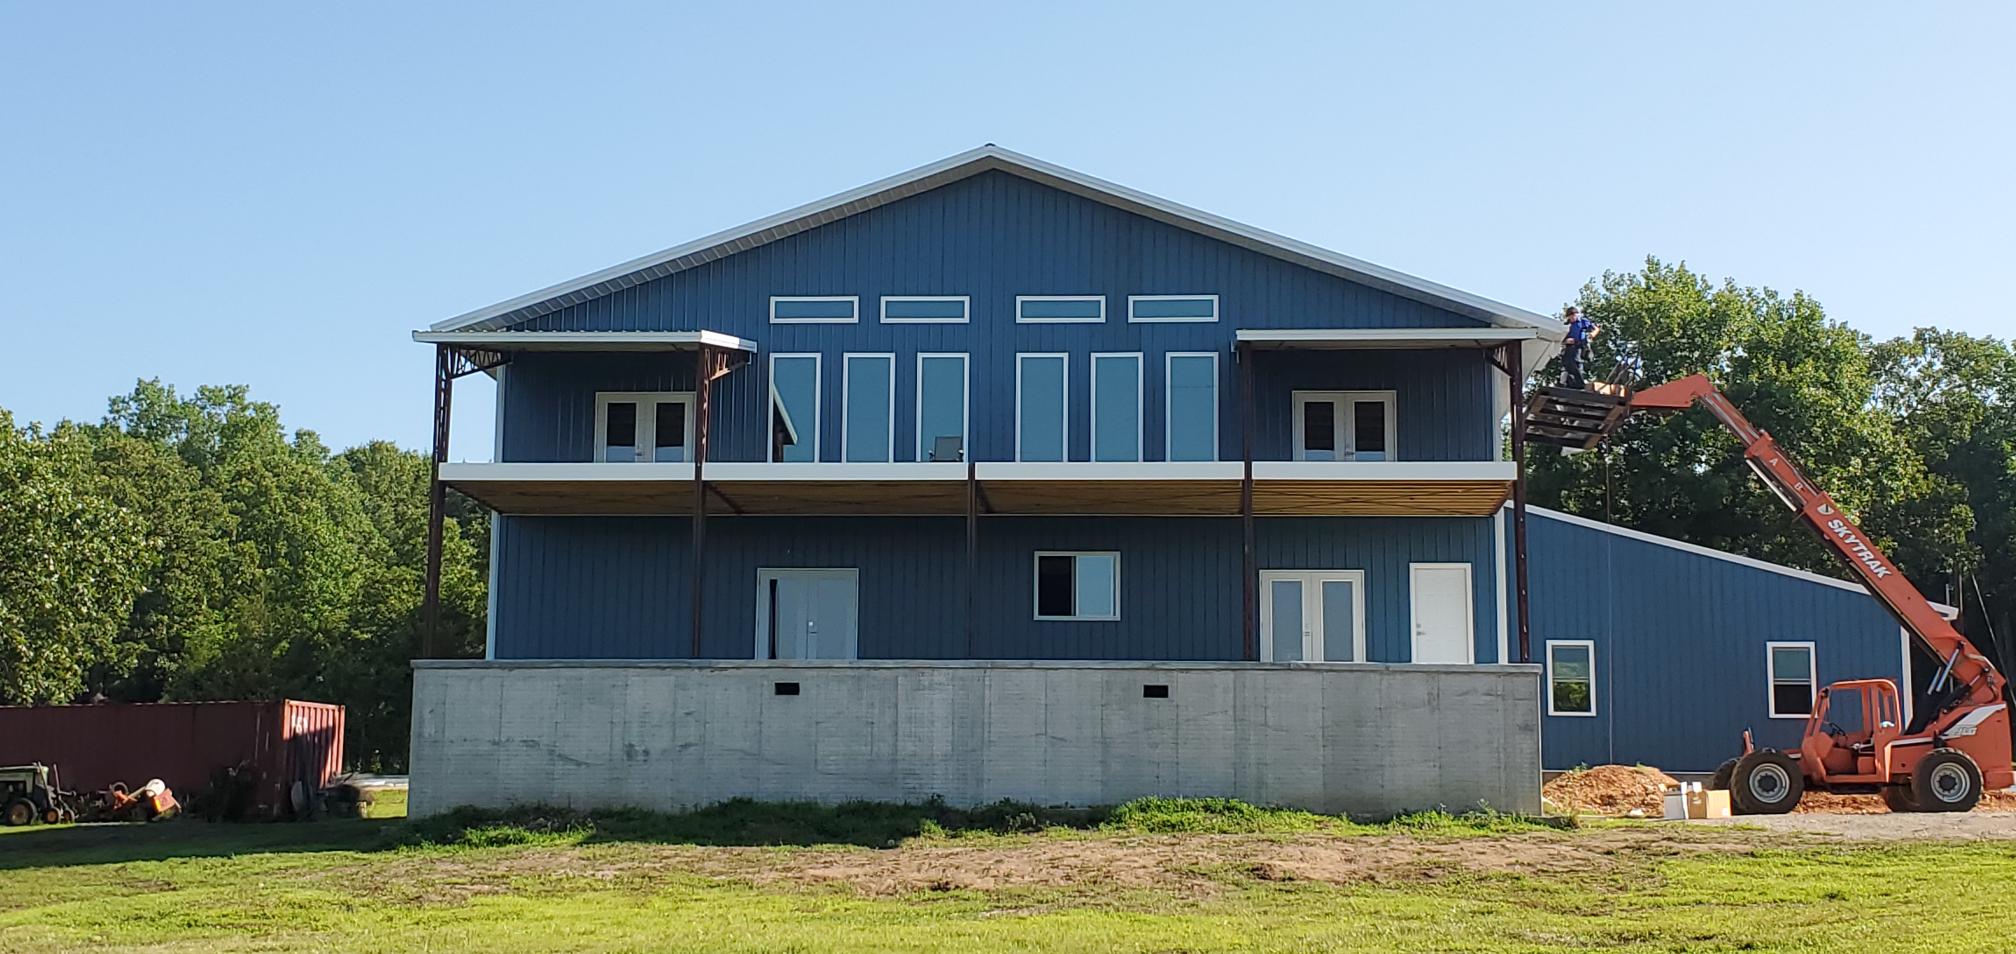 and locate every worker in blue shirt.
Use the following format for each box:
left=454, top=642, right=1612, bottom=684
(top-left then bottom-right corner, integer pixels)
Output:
left=1561, top=306, right=1599, bottom=389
